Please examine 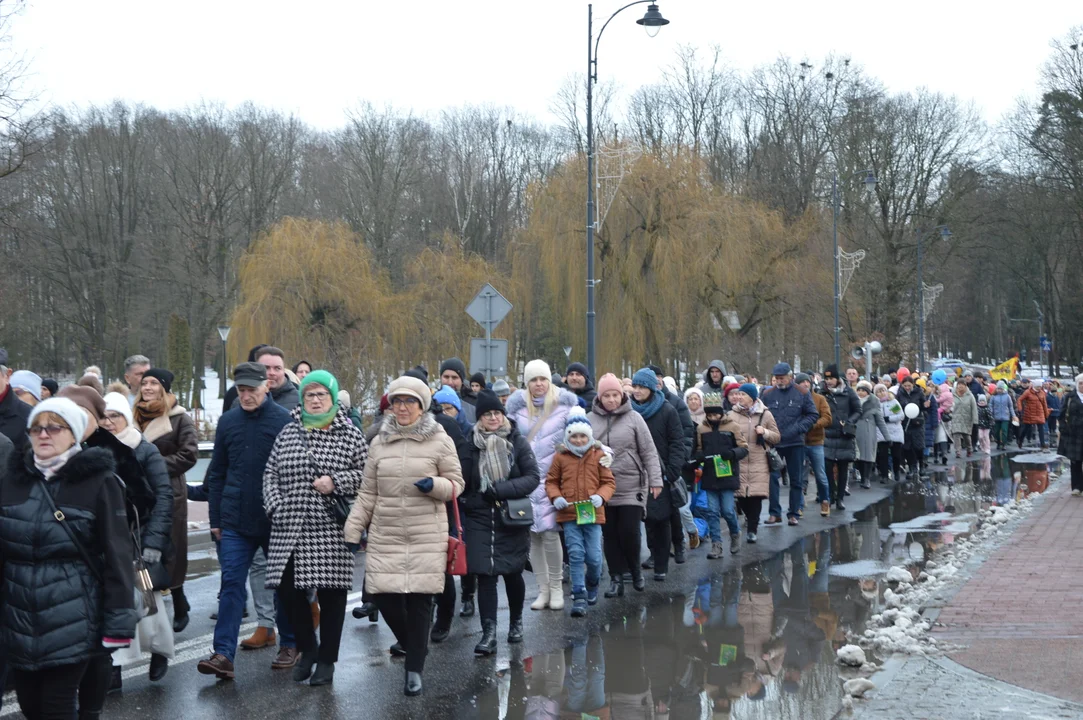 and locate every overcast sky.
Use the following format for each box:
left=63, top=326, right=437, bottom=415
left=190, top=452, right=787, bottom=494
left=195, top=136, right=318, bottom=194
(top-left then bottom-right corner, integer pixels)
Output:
left=9, top=1, right=1082, bottom=129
